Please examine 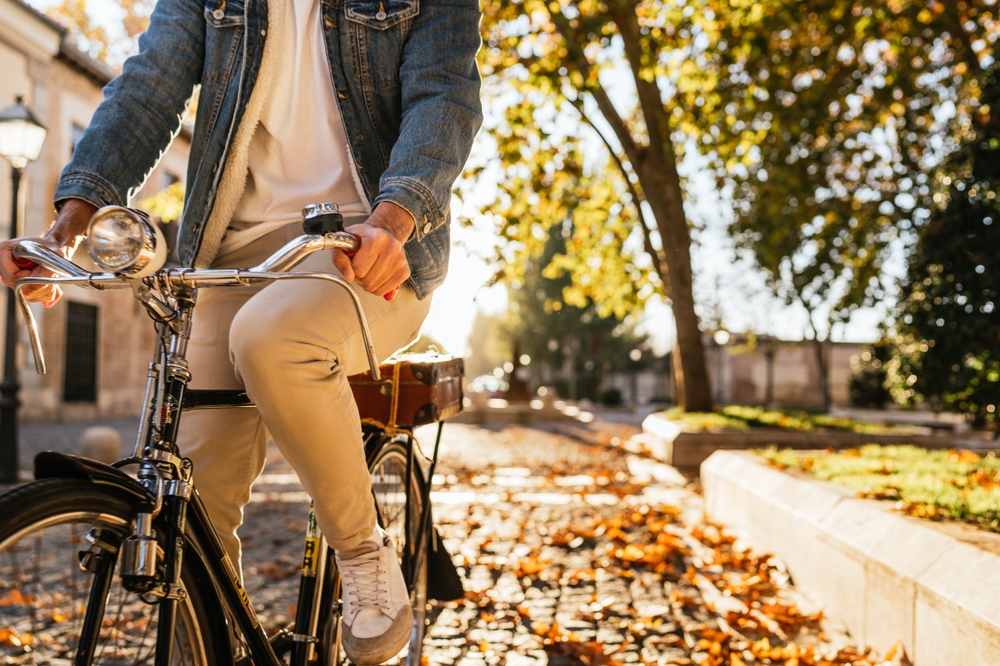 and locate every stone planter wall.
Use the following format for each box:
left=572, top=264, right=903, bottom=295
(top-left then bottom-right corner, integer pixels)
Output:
left=702, top=450, right=1000, bottom=665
